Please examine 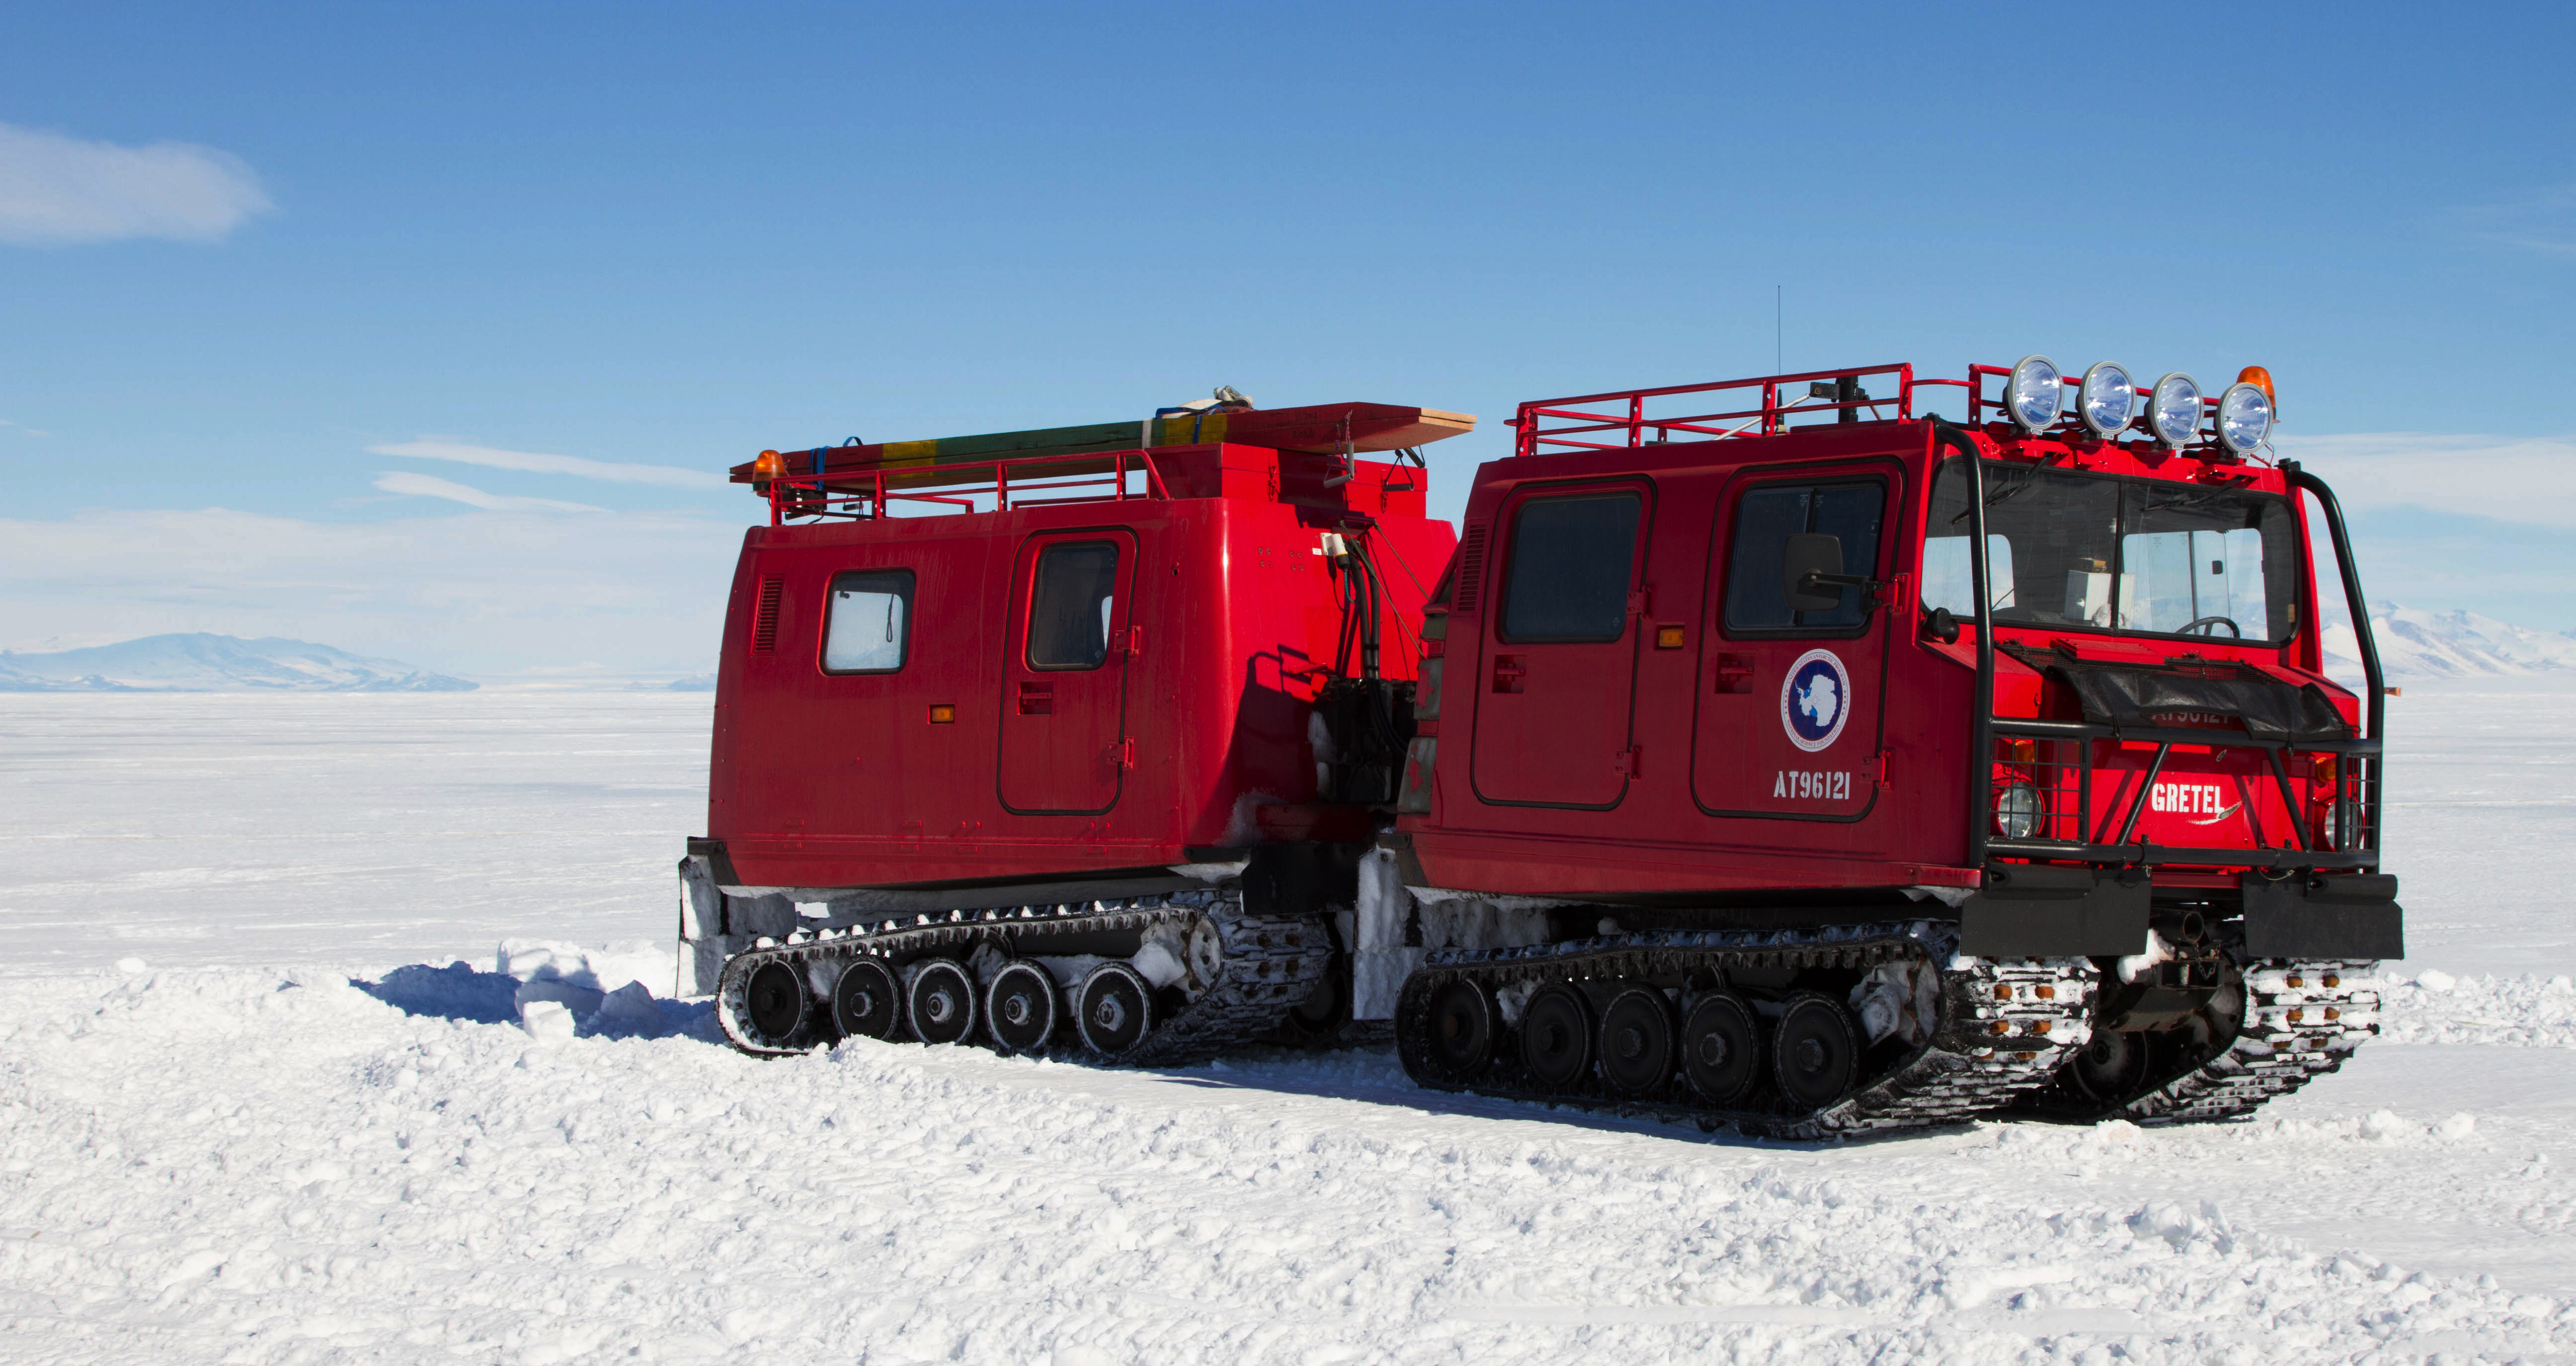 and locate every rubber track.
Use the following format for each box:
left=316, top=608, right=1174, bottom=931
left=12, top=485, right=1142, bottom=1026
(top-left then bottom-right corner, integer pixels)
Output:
left=1395, top=922, right=2097, bottom=1141
left=2122, top=960, right=2382, bottom=1124
left=714, top=894, right=1331, bottom=1068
